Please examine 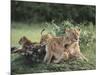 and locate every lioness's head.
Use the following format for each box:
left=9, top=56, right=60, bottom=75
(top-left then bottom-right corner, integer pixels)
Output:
left=65, top=28, right=80, bottom=42
left=40, top=34, right=52, bottom=46
left=40, top=29, right=52, bottom=45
